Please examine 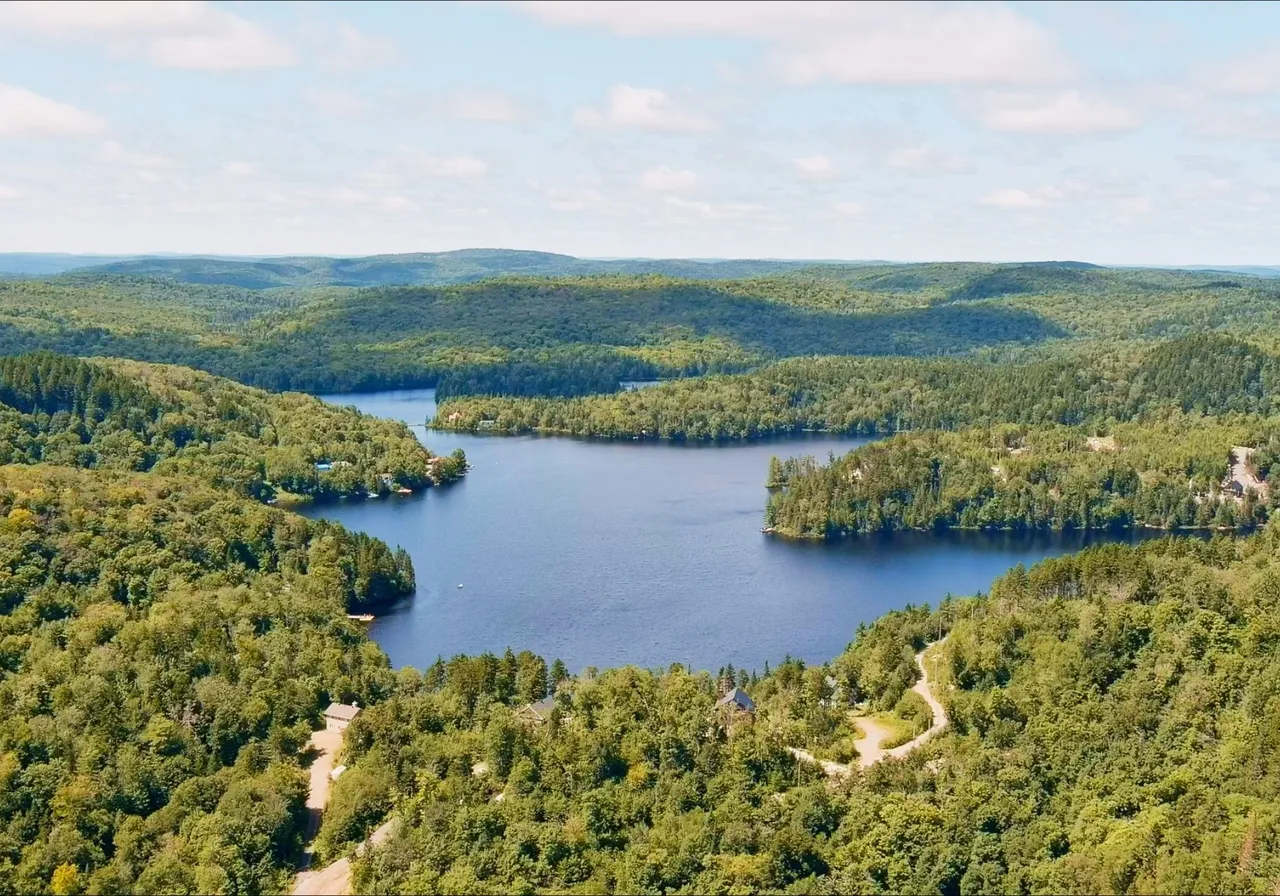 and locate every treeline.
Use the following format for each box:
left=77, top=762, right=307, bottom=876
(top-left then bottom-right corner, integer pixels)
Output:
left=0, top=271, right=1069, bottom=395
left=0, top=353, right=465, bottom=501
left=435, top=333, right=1280, bottom=440
left=5, top=265, right=1280, bottom=396
left=0, top=465, right=411, bottom=893
left=765, top=415, right=1279, bottom=537
left=433, top=348, right=662, bottom=401
left=319, top=530, right=1280, bottom=893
